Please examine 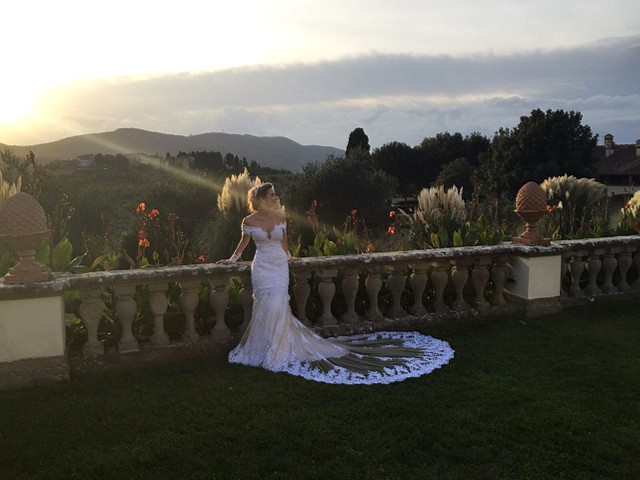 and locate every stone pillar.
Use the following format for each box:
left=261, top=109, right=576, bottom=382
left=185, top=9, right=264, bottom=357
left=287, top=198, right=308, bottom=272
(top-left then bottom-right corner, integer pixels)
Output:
left=430, top=260, right=450, bottom=314
left=340, top=268, right=360, bottom=323
left=209, top=276, right=231, bottom=340
left=115, top=284, right=139, bottom=352
left=451, top=258, right=470, bottom=311
left=568, top=251, right=586, bottom=298
left=365, top=267, right=384, bottom=322
left=317, top=269, right=338, bottom=327
left=409, top=263, right=429, bottom=316
left=0, top=293, right=69, bottom=390
left=490, top=256, right=509, bottom=306
left=584, top=251, right=603, bottom=296
left=79, top=288, right=106, bottom=357
left=179, top=280, right=200, bottom=343
left=472, top=257, right=491, bottom=310
left=617, top=248, right=633, bottom=293
left=148, top=283, right=170, bottom=345
left=507, top=253, right=563, bottom=317
left=387, top=264, right=408, bottom=318
left=292, top=271, right=311, bottom=326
